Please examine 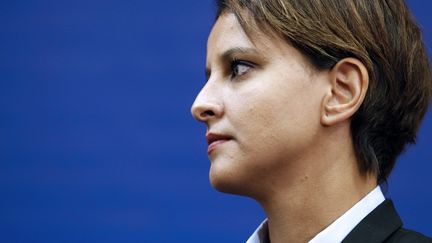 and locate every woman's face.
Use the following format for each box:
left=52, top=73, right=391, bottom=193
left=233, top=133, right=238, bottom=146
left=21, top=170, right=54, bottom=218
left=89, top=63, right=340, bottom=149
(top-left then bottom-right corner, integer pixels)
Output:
left=191, top=13, right=329, bottom=197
